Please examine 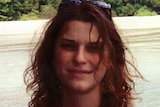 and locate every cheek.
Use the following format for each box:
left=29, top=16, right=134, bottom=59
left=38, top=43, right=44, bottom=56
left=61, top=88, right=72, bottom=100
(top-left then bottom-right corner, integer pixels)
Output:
left=53, top=50, right=69, bottom=79
left=94, top=63, right=107, bottom=81
left=91, top=54, right=107, bottom=81
left=54, top=49, right=73, bottom=70
left=90, top=54, right=100, bottom=65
